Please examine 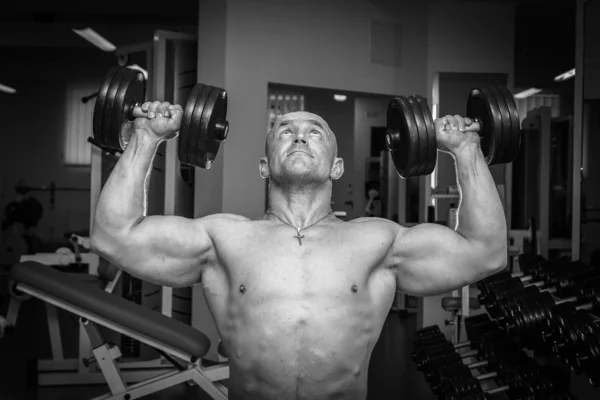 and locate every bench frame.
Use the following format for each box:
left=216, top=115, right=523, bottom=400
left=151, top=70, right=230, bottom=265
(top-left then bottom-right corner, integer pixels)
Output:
left=12, top=281, right=229, bottom=400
